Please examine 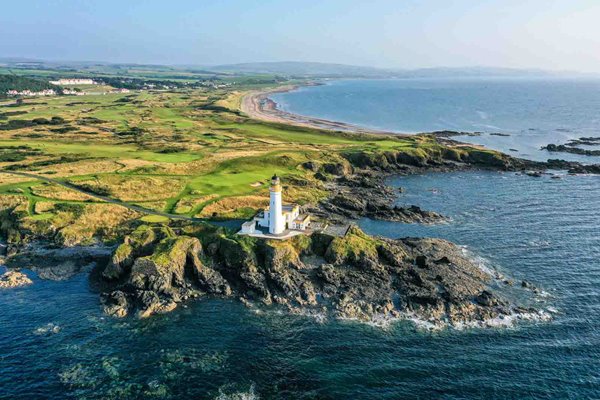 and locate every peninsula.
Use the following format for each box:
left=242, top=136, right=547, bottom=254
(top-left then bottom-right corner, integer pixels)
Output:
left=0, top=70, right=584, bottom=328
